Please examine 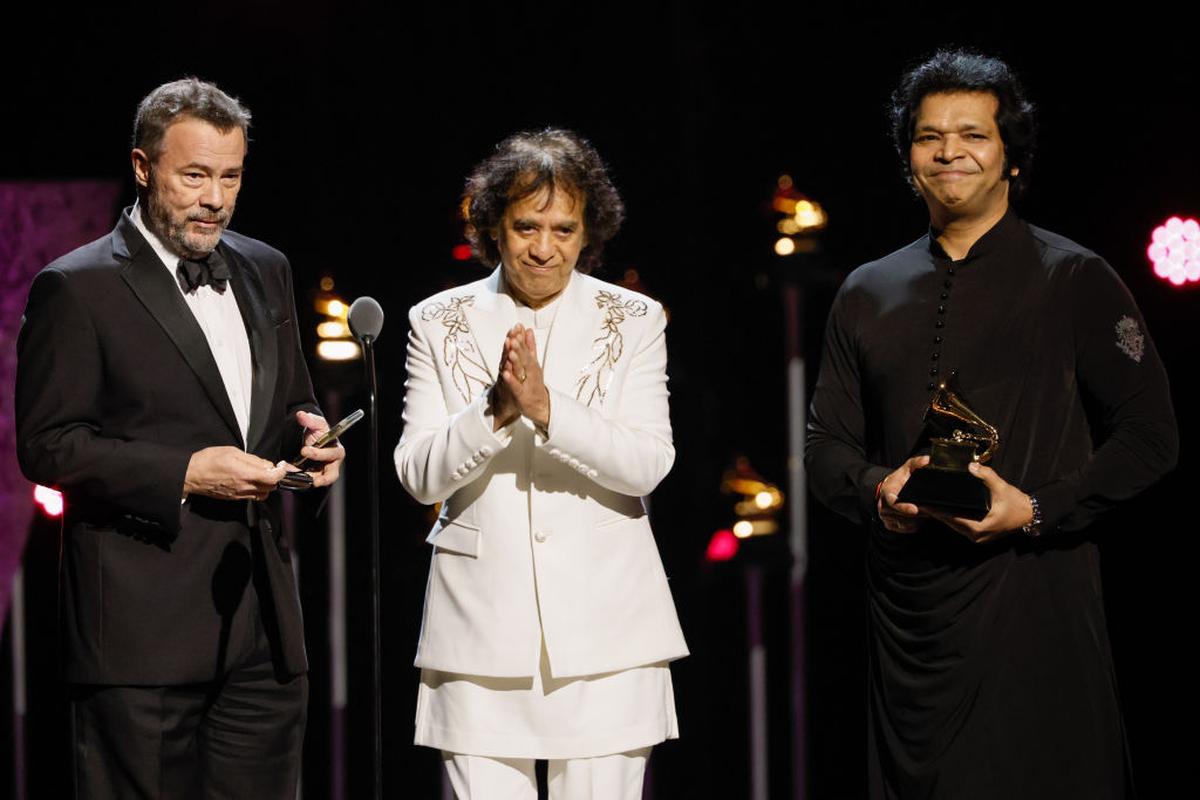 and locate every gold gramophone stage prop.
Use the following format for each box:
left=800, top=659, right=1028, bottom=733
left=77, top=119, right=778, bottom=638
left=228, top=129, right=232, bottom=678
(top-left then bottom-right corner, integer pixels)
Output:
left=896, top=371, right=999, bottom=521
